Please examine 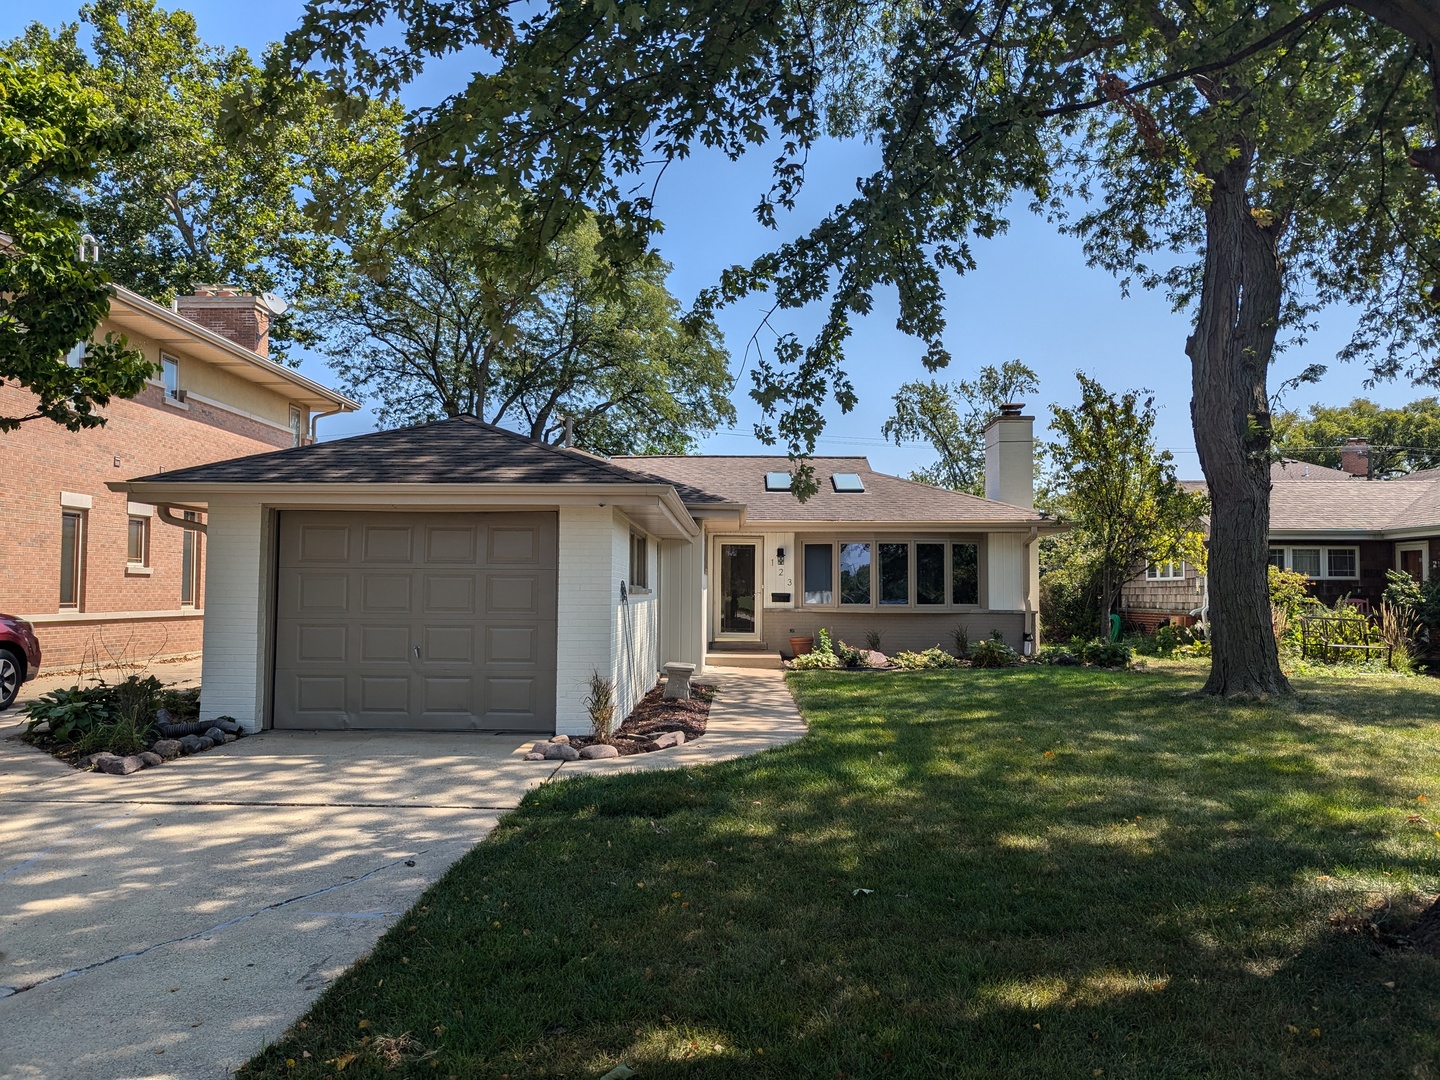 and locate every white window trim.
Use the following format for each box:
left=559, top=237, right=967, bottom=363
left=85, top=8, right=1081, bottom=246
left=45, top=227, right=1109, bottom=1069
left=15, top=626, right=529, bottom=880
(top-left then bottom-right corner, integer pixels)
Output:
left=1396, top=542, right=1430, bottom=582
left=1145, top=560, right=1185, bottom=581
left=127, top=515, right=151, bottom=568
left=629, top=532, right=651, bottom=593
left=1269, top=545, right=1360, bottom=580
left=160, top=353, right=181, bottom=400
left=797, top=536, right=983, bottom=611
